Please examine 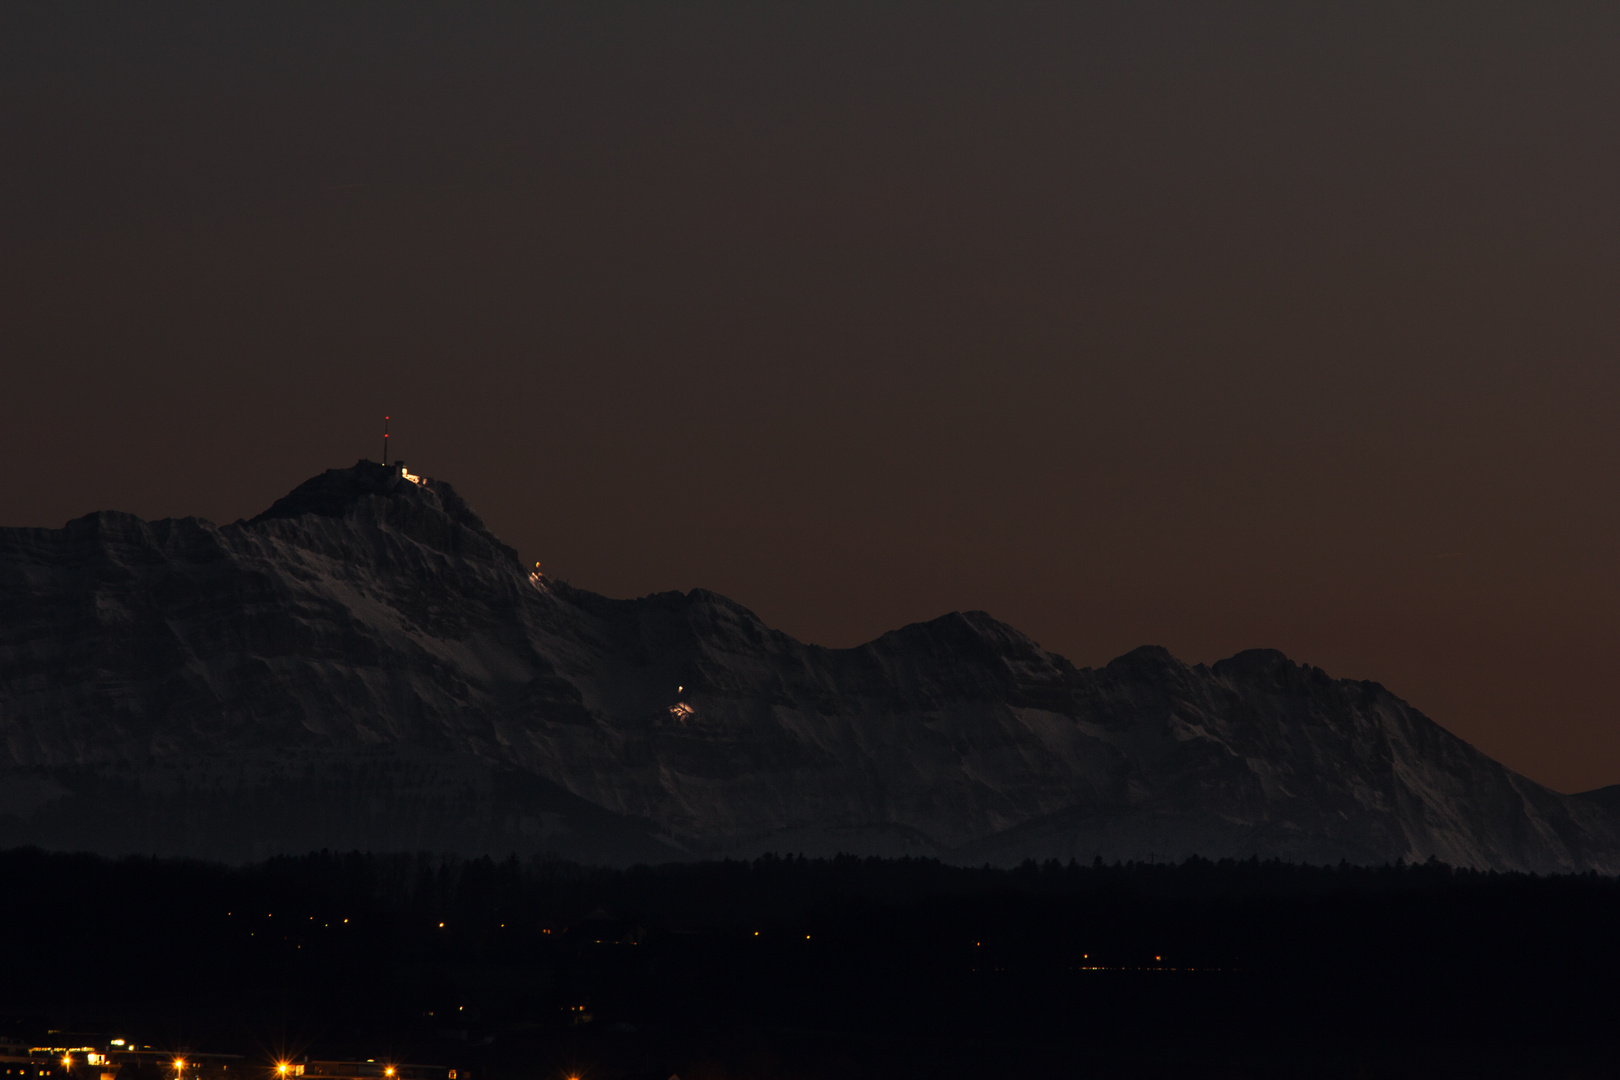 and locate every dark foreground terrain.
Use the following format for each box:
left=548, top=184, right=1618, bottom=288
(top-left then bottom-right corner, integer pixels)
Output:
left=2, top=849, right=1617, bottom=1079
